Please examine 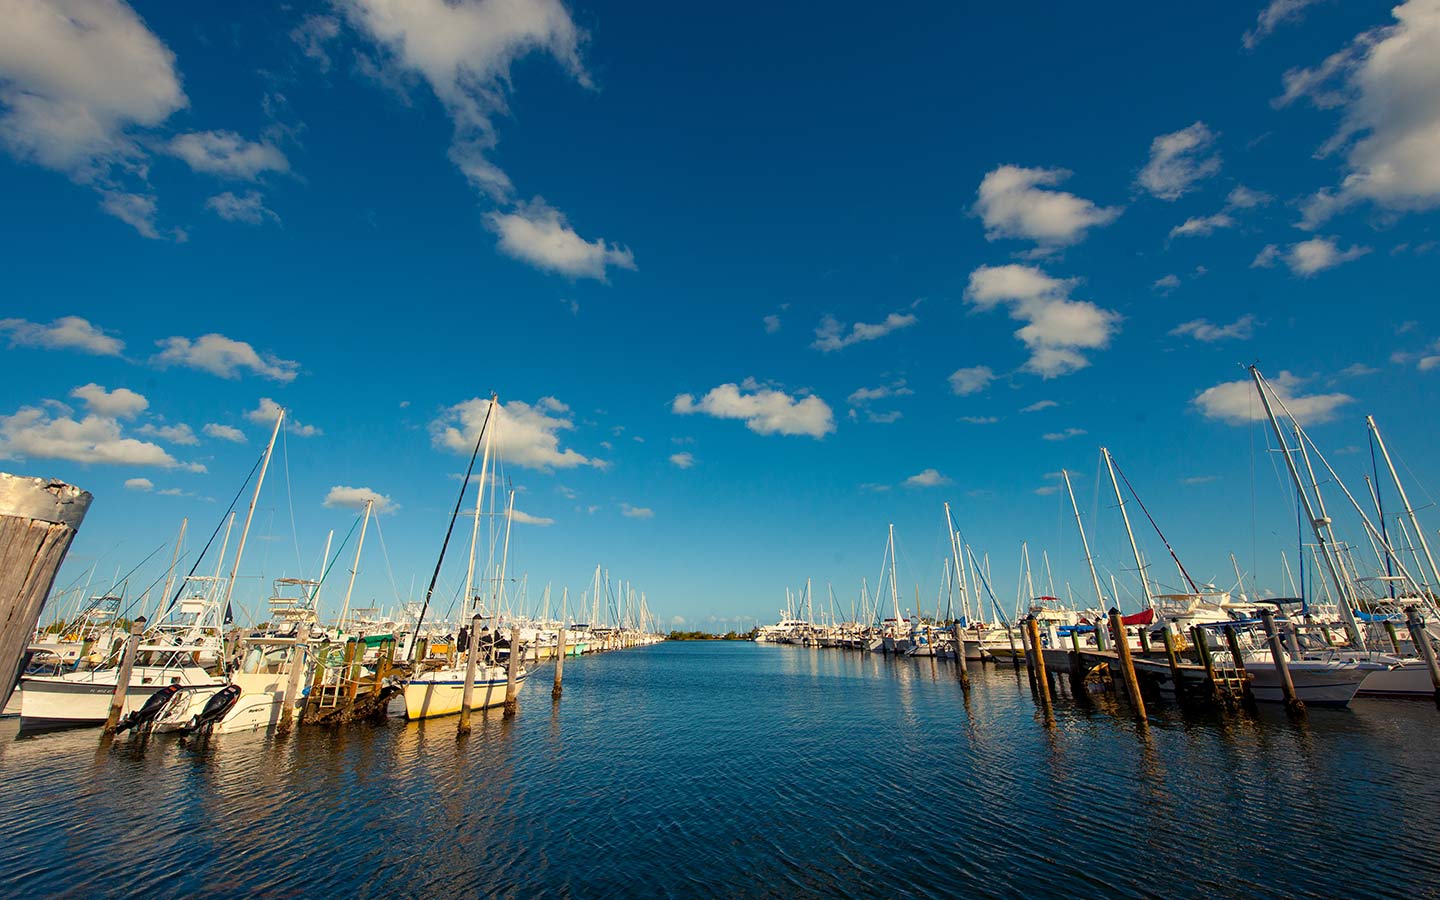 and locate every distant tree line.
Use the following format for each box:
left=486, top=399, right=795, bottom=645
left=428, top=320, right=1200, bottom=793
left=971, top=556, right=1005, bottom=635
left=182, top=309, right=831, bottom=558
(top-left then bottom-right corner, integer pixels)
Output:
left=666, top=630, right=750, bottom=641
